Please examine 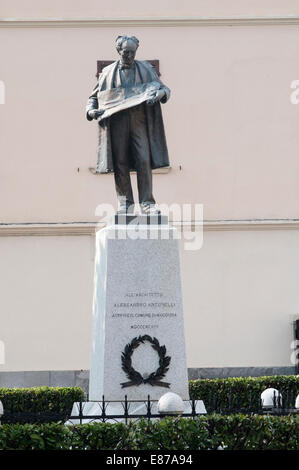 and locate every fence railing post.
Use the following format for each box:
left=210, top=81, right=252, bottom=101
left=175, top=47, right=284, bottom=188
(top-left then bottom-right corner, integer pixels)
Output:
left=124, top=395, right=128, bottom=425
left=101, top=395, right=106, bottom=422
left=191, top=398, right=196, bottom=418
left=79, top=399, right=83, bottom=425
left=147, top=395, right=151, bottom=422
